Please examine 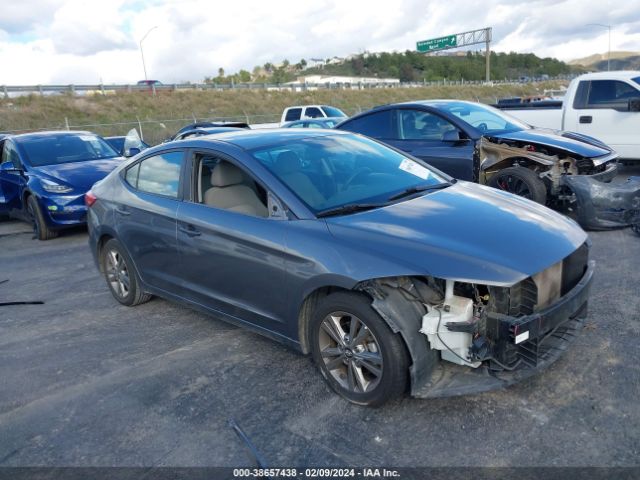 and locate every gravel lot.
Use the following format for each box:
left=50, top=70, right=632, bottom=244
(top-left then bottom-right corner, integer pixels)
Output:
left=1, top=167, right=639, bottom=468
